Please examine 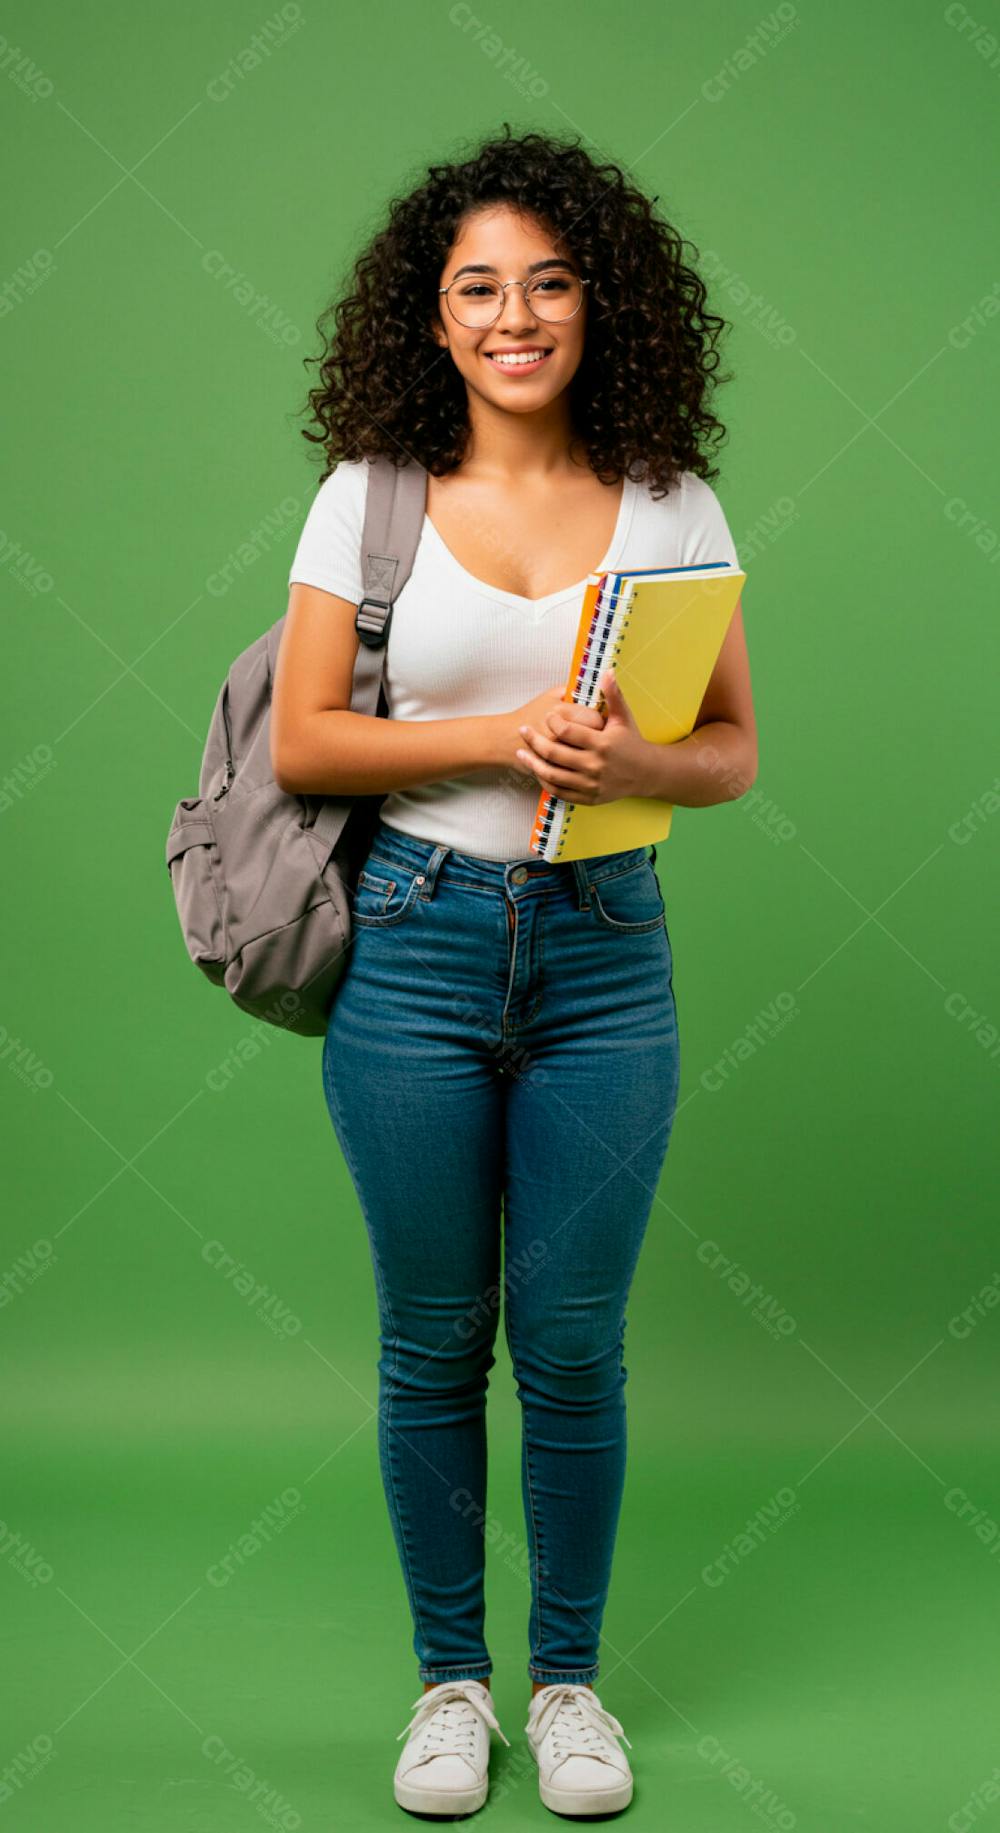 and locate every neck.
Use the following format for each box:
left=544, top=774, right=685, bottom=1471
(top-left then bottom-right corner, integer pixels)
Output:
left=461, top=387, right=585, bottom=484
